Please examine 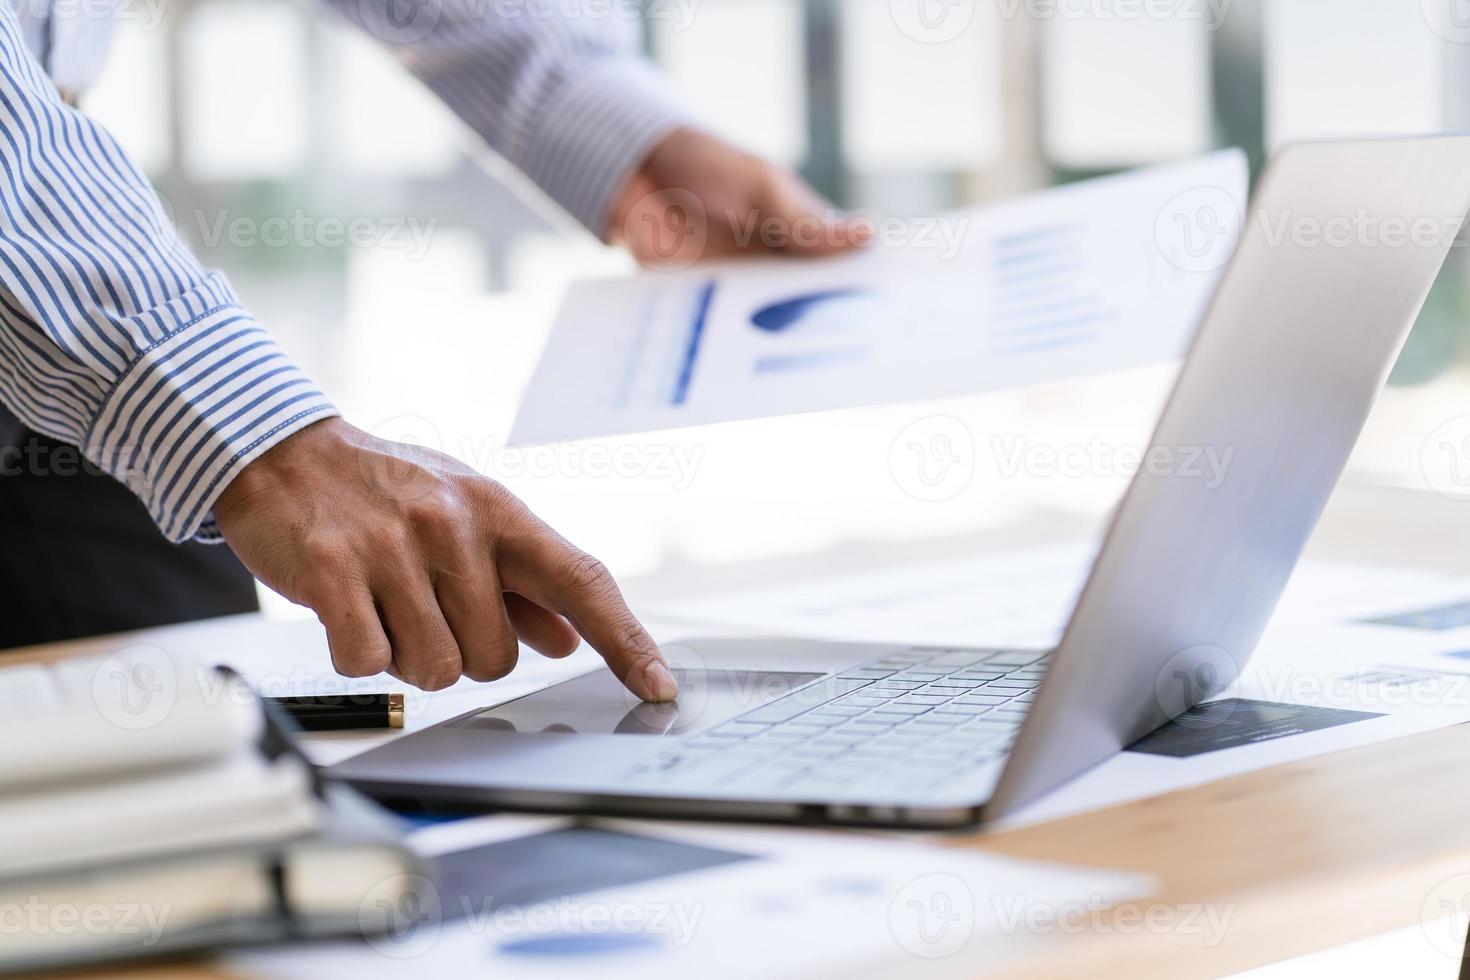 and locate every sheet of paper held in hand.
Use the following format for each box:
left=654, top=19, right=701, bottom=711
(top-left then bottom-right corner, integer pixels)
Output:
left=510, top=149, right=1248, bottom=445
